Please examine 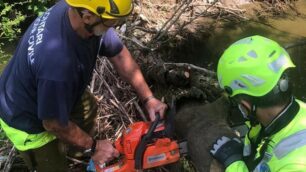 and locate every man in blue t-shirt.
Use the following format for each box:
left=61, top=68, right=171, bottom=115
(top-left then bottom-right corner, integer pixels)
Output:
left=0, top=0, right=167, bottom=171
